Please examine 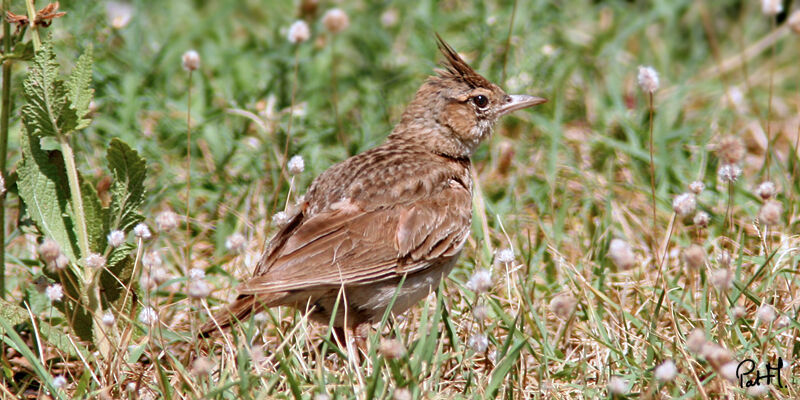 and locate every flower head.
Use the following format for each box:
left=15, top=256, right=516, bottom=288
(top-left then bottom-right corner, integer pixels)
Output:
left=225, top=233, right=247, bottom=253
left=761, top=0, right=783, bottom=16
left=709, top=268, right=734, bottom=291
left=142, top=251, right=162, bottom=268
left=655, top=360, right=677, bottom=382
left=272, top=211, right=290, bottom=227
left=49, top=254, right=69, bottom=272
left=192, top=357, right=213, bottom=377
left=689, top=180, right=705, bottom=194
left=188, top=279, right=211, bottom=299
left=608, top=239, right=636, bottom=270
left=637, top=66, right=659, bottom=93
left=105, top=2, right=133, bottom=29
left=755, top=181, right=776, bottom=200
left=138, top=306, right=158, bottom=324
left=39, top=238, right=61, bottom=263
left=686, top=328, right=706, bottom=354
left=549, top=294, right=577, bottom=319
left=473, top=305, right=489, bottom=323
left=107, top=230, right=126, bottom=248
left=681, top=244, right=705, bottom=270
left=608, top=377, right=629, bottom=395
left=379, top=338, right=406, bottom=359
left=288, top=155, right=305, bottom=175
left=102, top=311, right=116, bottom=326
left=380, top=8, right=399, bottom=27
left=468, top=333, right=489, bottom=352
left=133, top=223, right=152, bottom=240
left=758, top=200, right=782, bottom=226
left=693, top=211, right=710, bottom=228
left=322, top=8, right=350, bottom=33
left=46, top=284, right=64, bottom=302
left=716, top=136, right=745, bottom=164
left=466, top=269, right=492, bottom=293
left=188, top=268, right=205, bottom=280
left=53, top=375, right=67, bottom=389
left=717, top=164, right=742, bottom=183
left=287, top=20, right=310, bottom=44
left=156, top=210, right=179, bottom=232
left=182, top=50, right=200, bottom=72
left=755, top=304, right=776, bottom=324
left=84, top=253, right=106, bottom=269
left=496, top=248, right=515, bottom=264
left=672, top=192, right=696, bottom=217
